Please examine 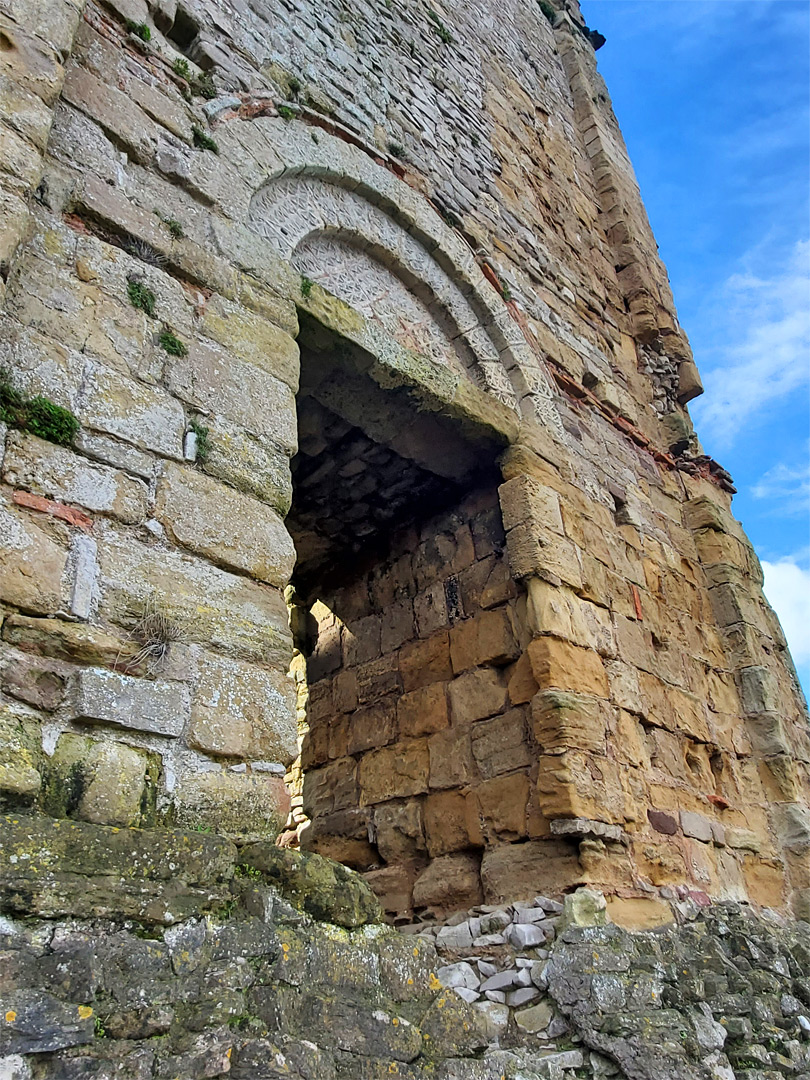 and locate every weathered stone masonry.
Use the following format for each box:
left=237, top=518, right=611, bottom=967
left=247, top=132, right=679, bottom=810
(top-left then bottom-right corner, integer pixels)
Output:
left=0, top=0, right=809, bottom=1071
